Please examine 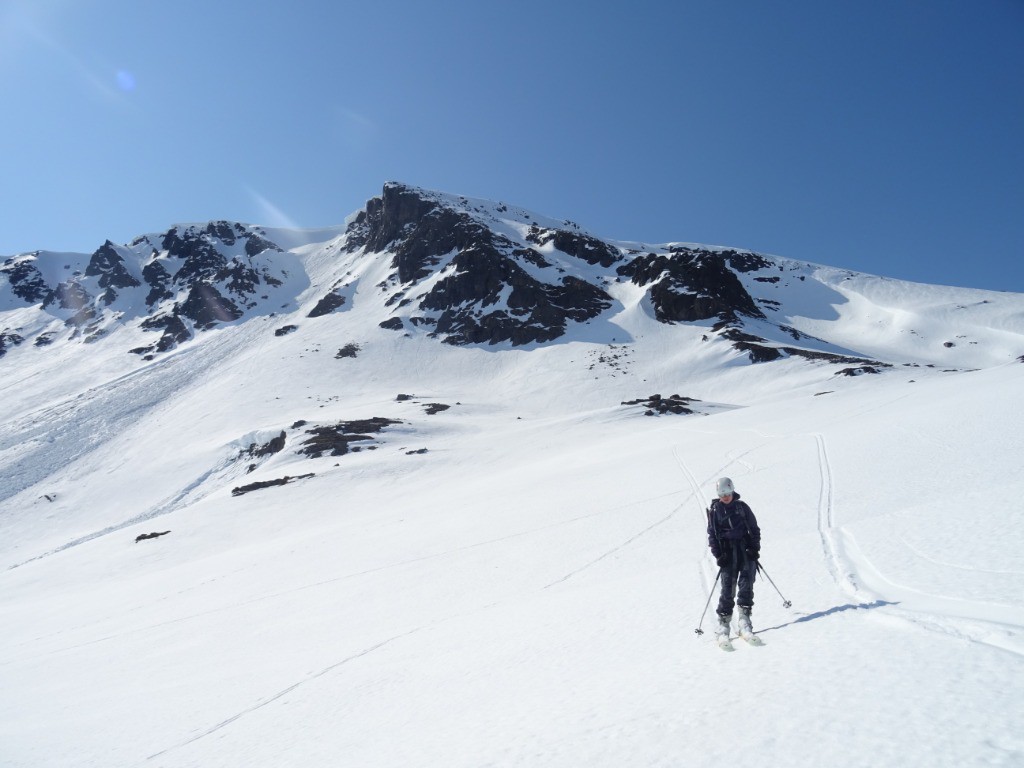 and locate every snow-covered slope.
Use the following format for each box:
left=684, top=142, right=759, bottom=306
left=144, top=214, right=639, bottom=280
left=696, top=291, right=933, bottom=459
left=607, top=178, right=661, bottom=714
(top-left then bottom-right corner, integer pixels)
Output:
left=1, top=184, right=1023, bottom=767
